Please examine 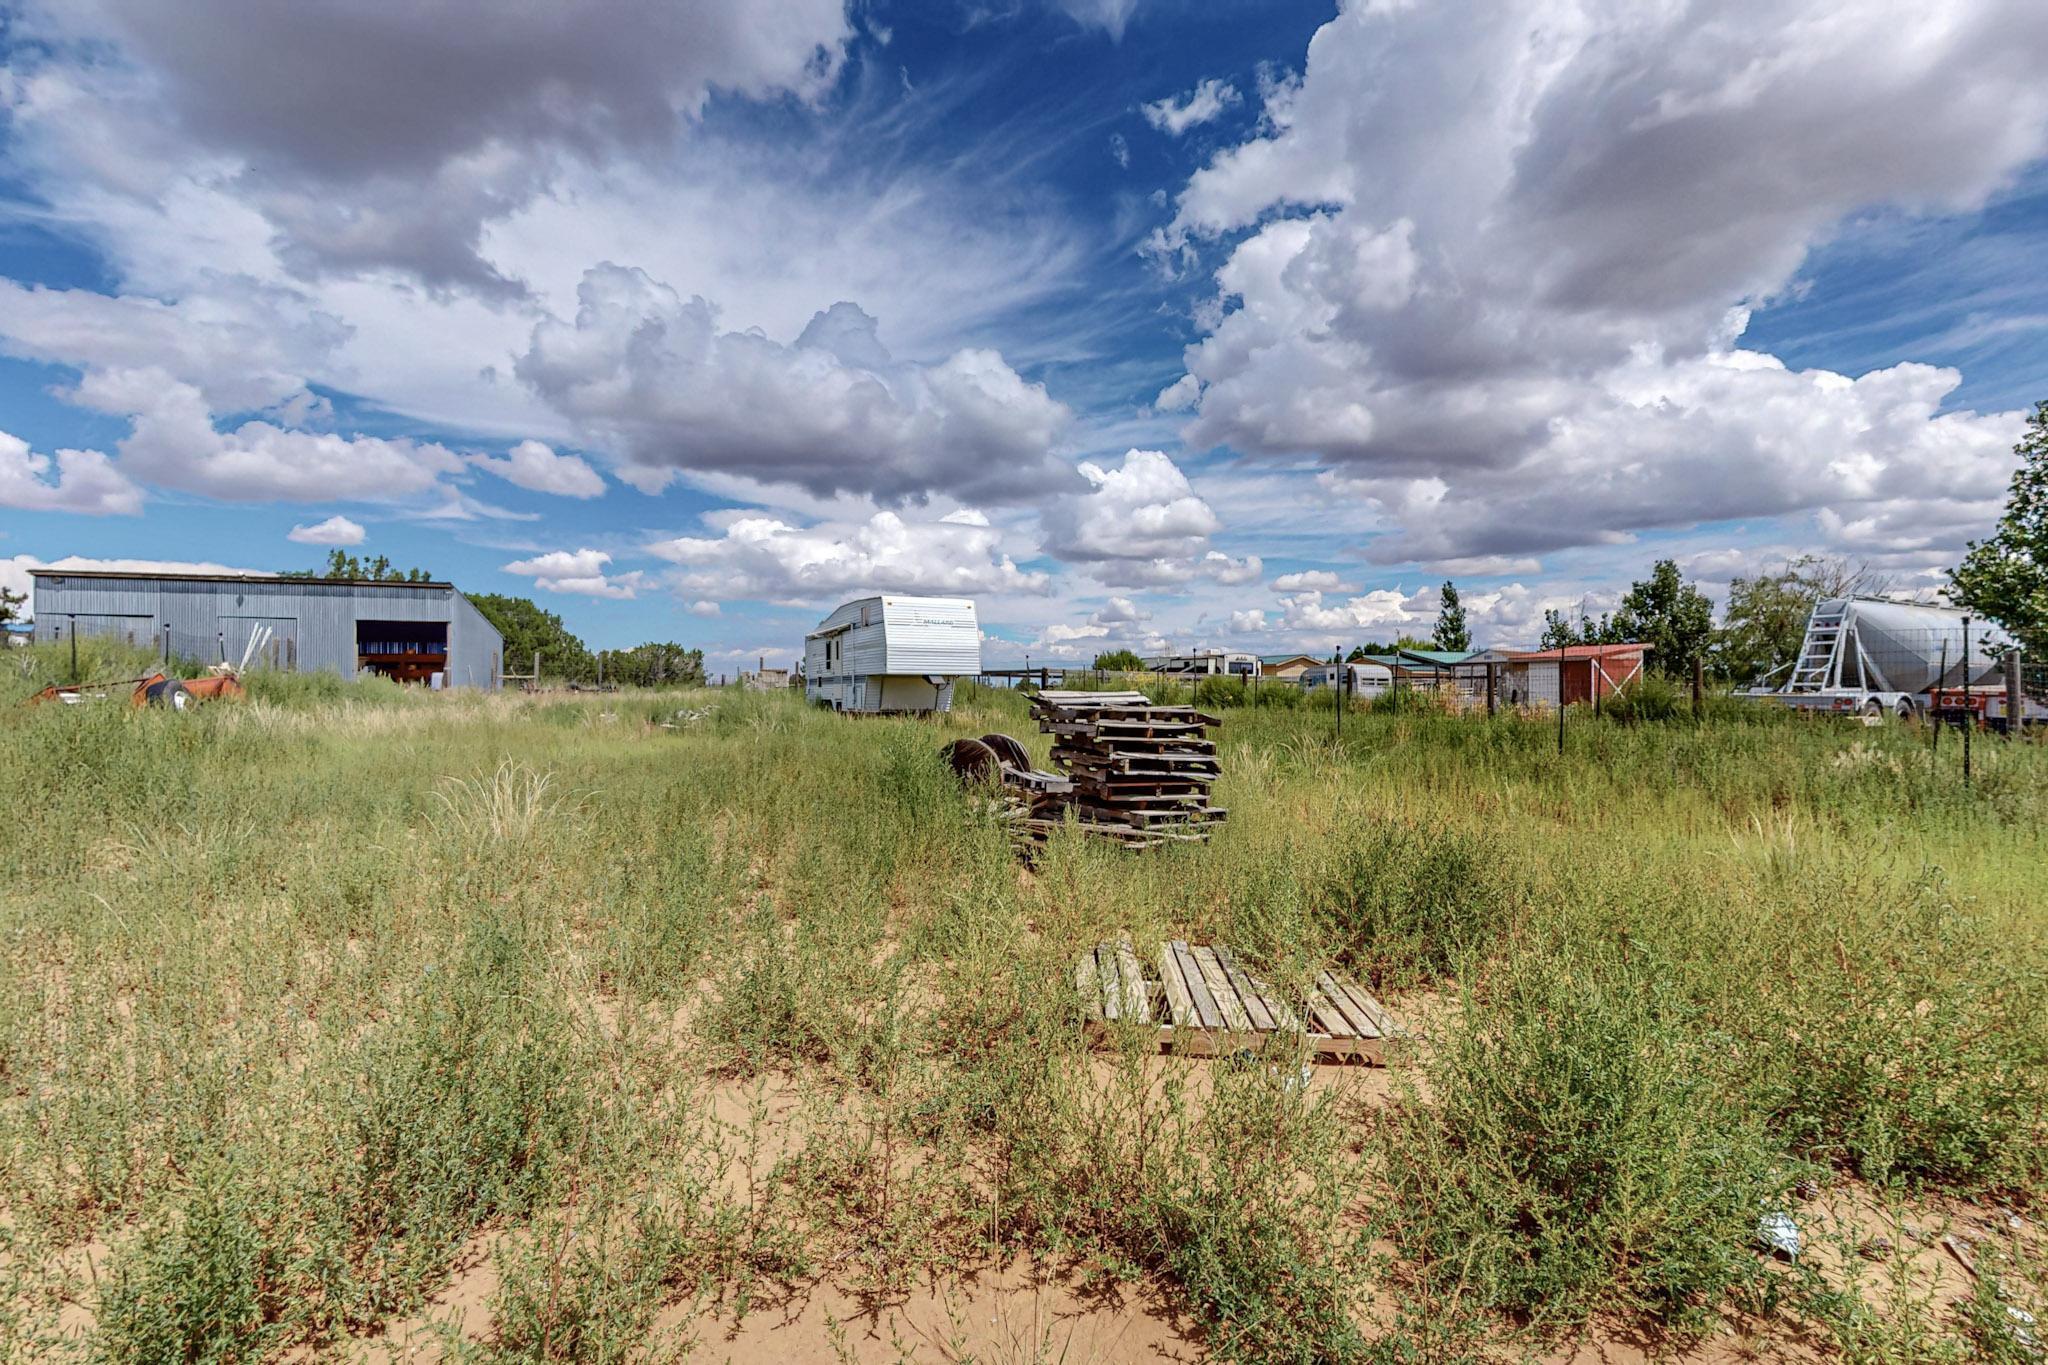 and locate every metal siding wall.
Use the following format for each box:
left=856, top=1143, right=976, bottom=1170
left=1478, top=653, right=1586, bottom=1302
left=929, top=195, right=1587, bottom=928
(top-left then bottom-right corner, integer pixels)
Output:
left=880, top=598, right=980, bottom=674
left=444, top=592, right=503, bottom=689
left=30, top=576, right=477, bottom=681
